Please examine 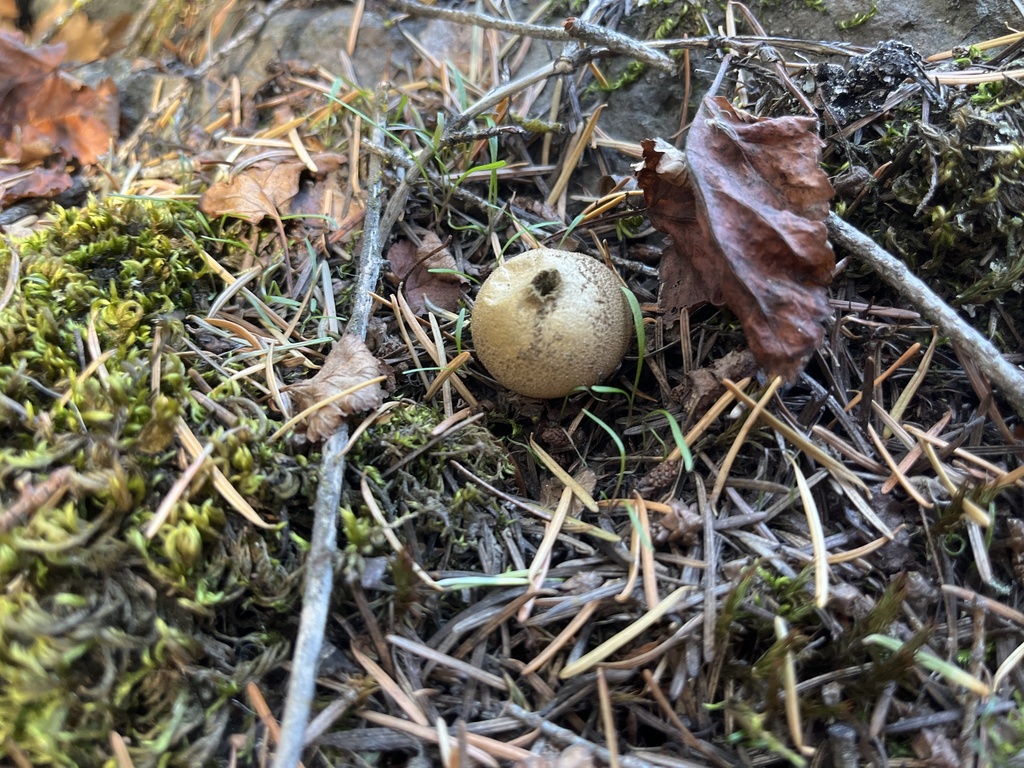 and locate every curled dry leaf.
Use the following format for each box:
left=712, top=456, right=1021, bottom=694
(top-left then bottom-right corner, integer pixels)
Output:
left=388, top=231, right=467, bottom=314
left=200, top=160, right=304, bottom=225
left=0, top=31, right=118, bottom=166
left=637, top=96, right=835, bottom=381
left=287, top=334, right=385, bottom=442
